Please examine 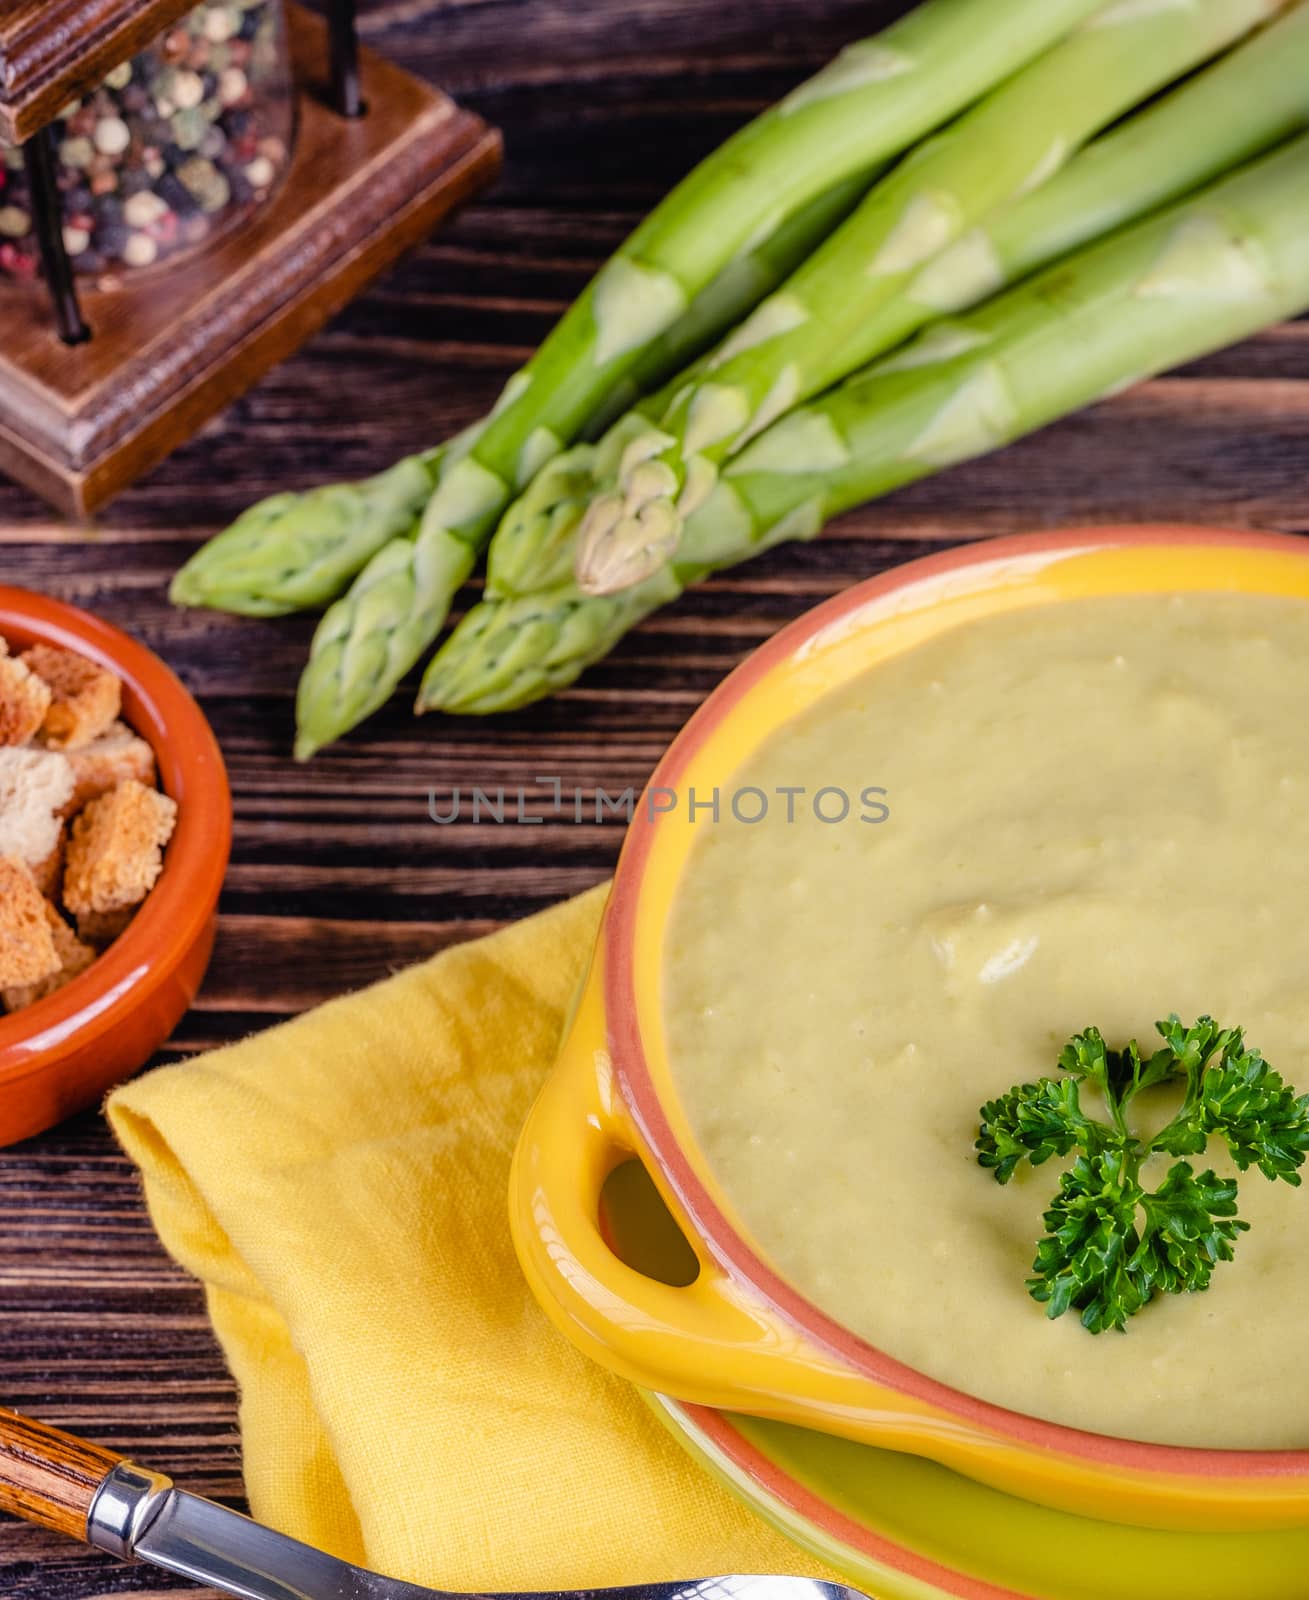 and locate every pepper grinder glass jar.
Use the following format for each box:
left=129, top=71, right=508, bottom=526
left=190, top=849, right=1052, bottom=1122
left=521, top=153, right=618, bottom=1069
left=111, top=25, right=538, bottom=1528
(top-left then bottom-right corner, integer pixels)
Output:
left=0, top=0, right=295, bottom=285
